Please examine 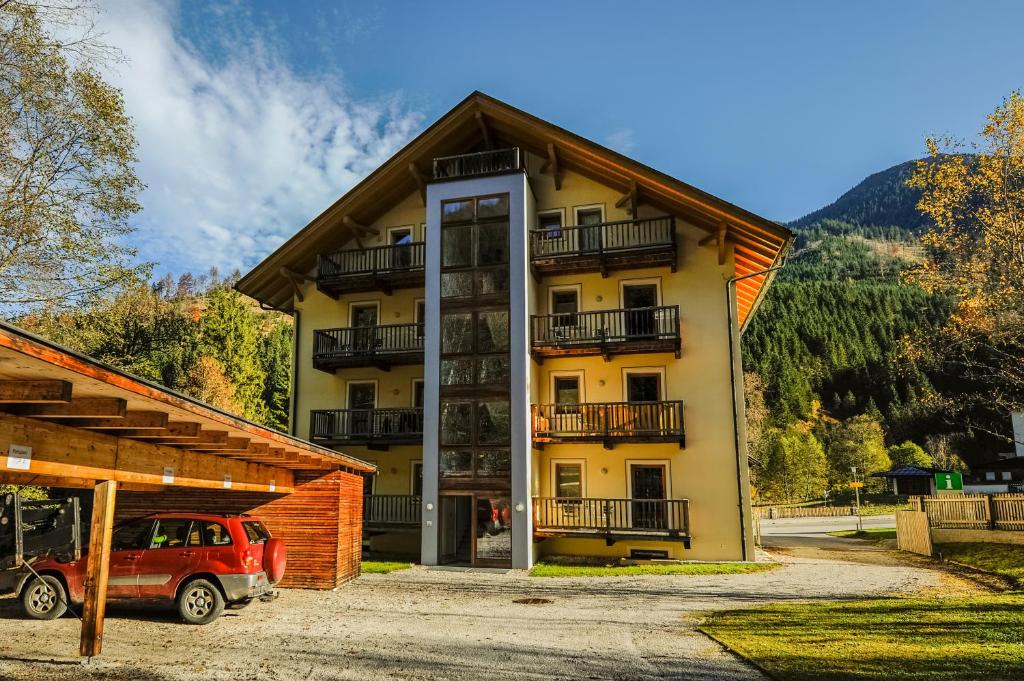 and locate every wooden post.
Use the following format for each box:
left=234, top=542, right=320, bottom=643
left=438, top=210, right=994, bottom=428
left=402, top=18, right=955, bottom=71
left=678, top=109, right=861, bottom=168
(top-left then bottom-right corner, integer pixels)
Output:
left=80, top=480, right=117, bottom=657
